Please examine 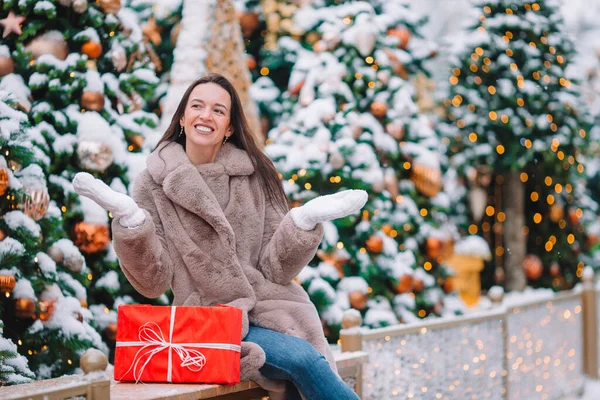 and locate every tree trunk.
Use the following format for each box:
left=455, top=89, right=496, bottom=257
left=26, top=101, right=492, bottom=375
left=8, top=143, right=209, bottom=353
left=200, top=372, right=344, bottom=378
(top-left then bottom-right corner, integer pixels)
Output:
left=503, top=170, right=527, bottom=291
